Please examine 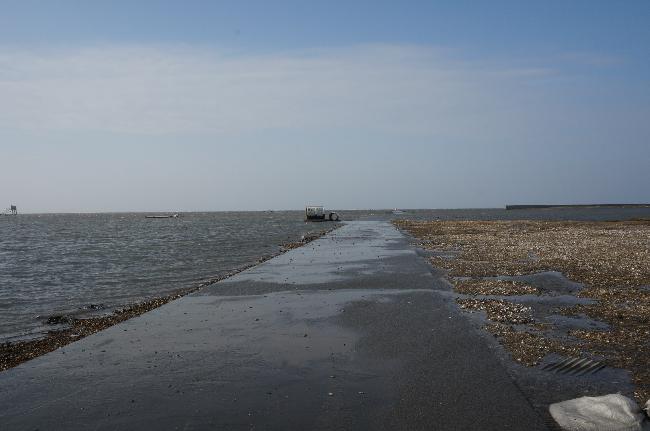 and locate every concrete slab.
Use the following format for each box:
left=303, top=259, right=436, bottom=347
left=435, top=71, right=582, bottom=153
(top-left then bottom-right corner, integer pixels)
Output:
left=0, top=221, right=548, bottom=430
